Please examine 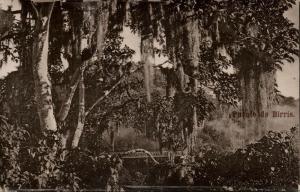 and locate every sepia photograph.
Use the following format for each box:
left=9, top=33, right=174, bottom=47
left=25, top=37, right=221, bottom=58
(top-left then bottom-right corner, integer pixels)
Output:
left=0, top=0, right=299, bottom=191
